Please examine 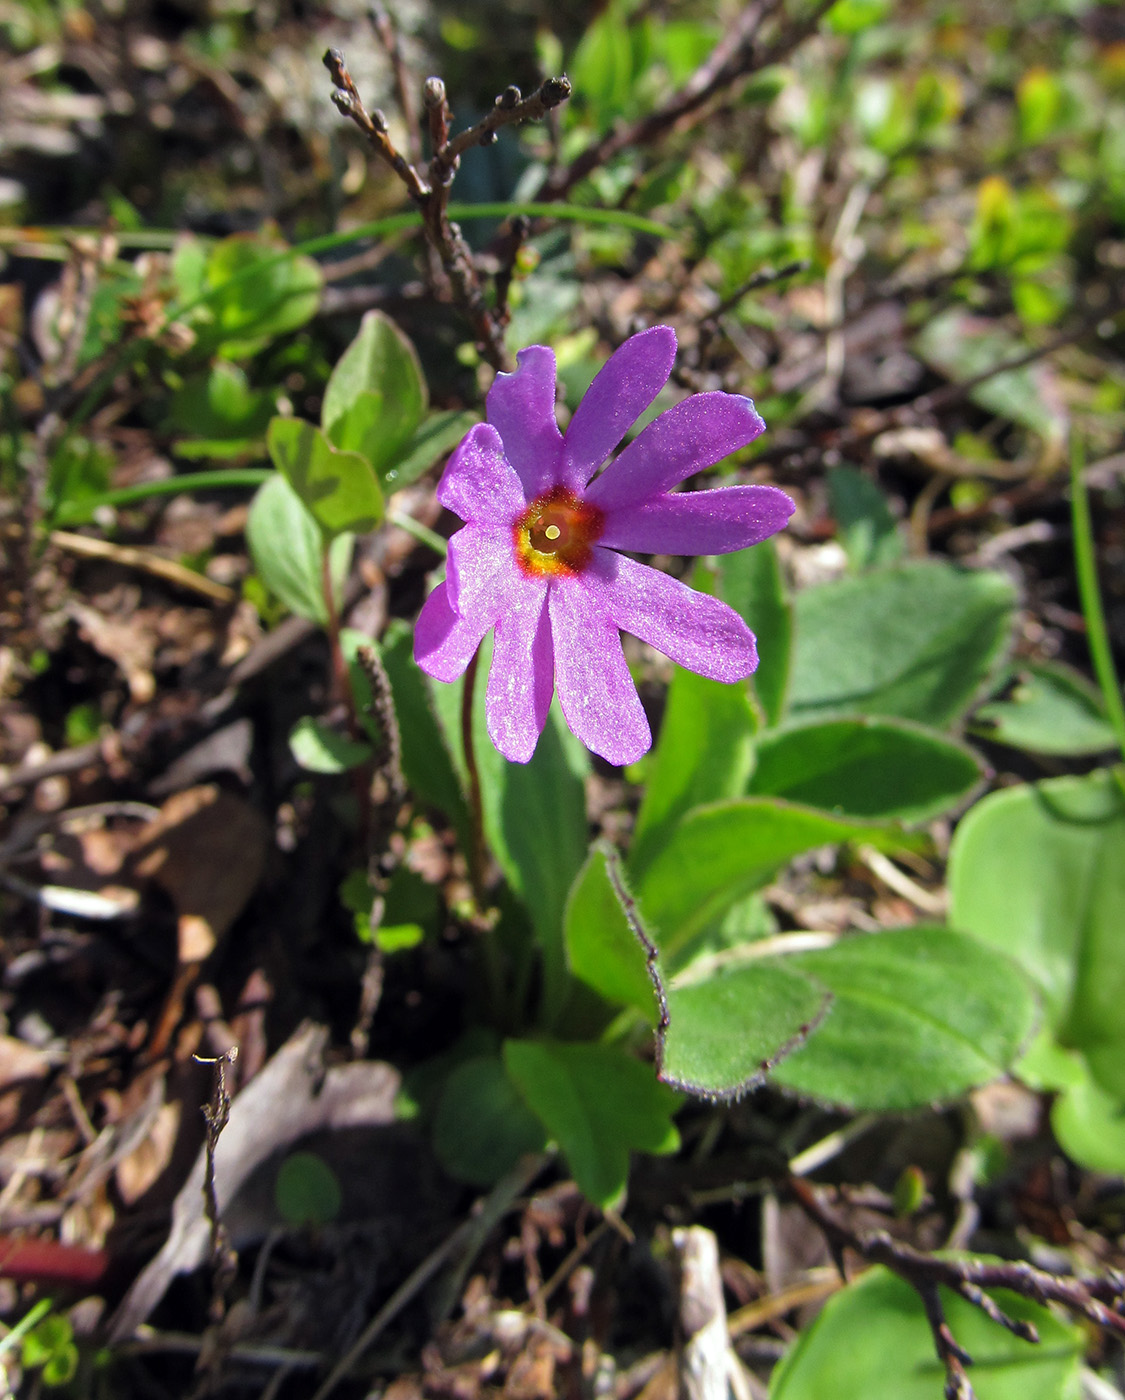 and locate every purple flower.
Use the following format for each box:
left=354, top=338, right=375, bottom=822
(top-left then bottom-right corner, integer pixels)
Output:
left=413, top=325, right=794, bottom=766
